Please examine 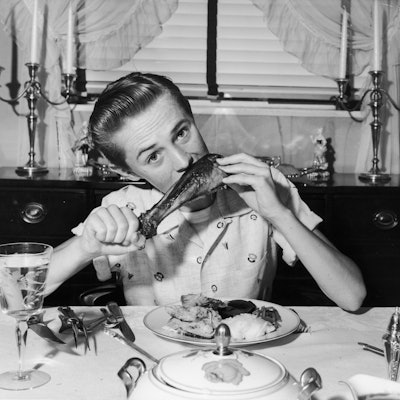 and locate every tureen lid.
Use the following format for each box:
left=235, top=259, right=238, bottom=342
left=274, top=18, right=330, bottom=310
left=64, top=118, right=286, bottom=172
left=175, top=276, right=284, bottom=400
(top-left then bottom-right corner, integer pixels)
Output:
left=156, top=324, right=289, bottom=395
